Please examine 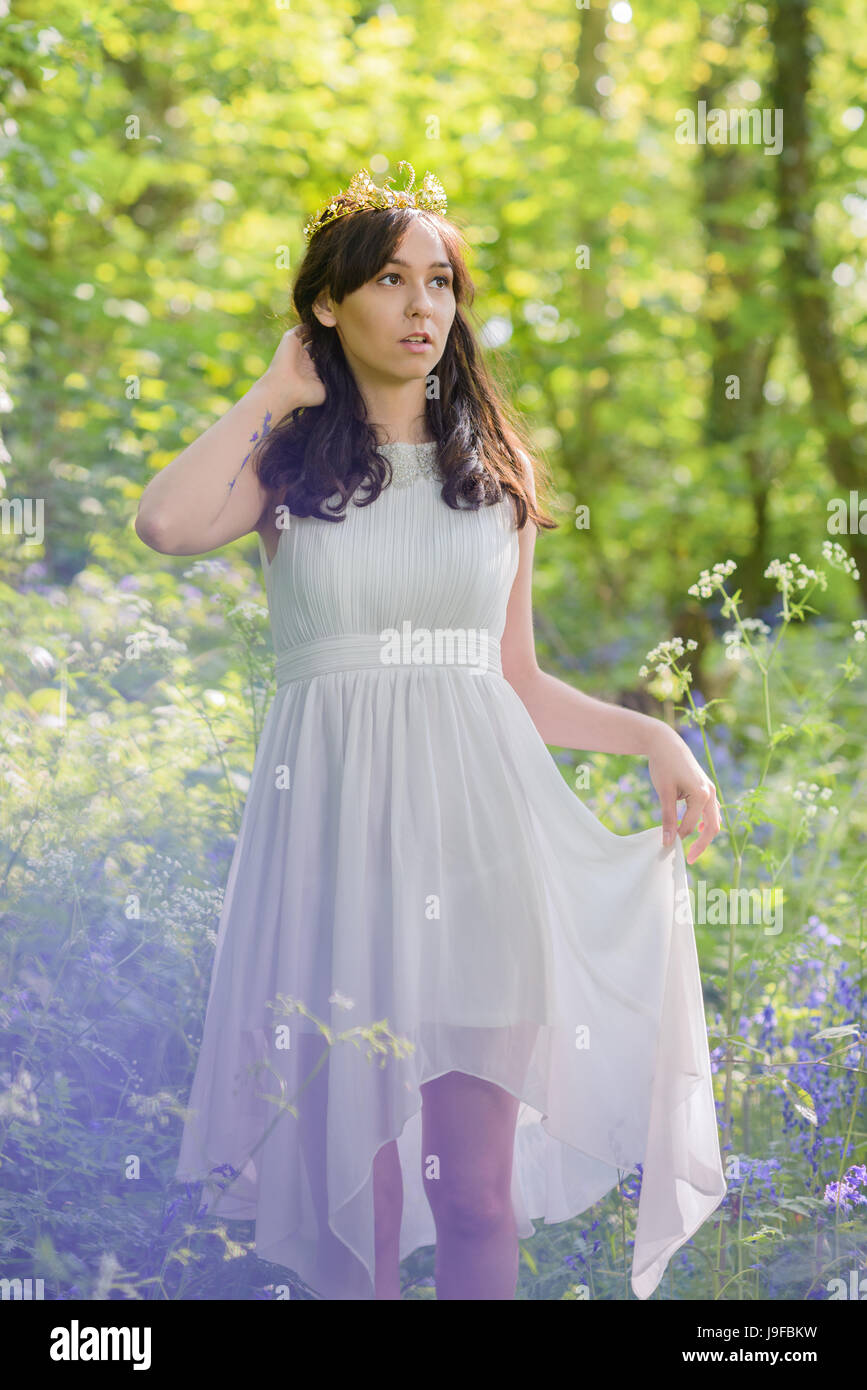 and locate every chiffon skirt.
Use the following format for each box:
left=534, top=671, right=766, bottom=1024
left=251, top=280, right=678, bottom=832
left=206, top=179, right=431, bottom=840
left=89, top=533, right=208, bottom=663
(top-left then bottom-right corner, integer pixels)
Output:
left=174, top=657, right=726, bottom=1299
